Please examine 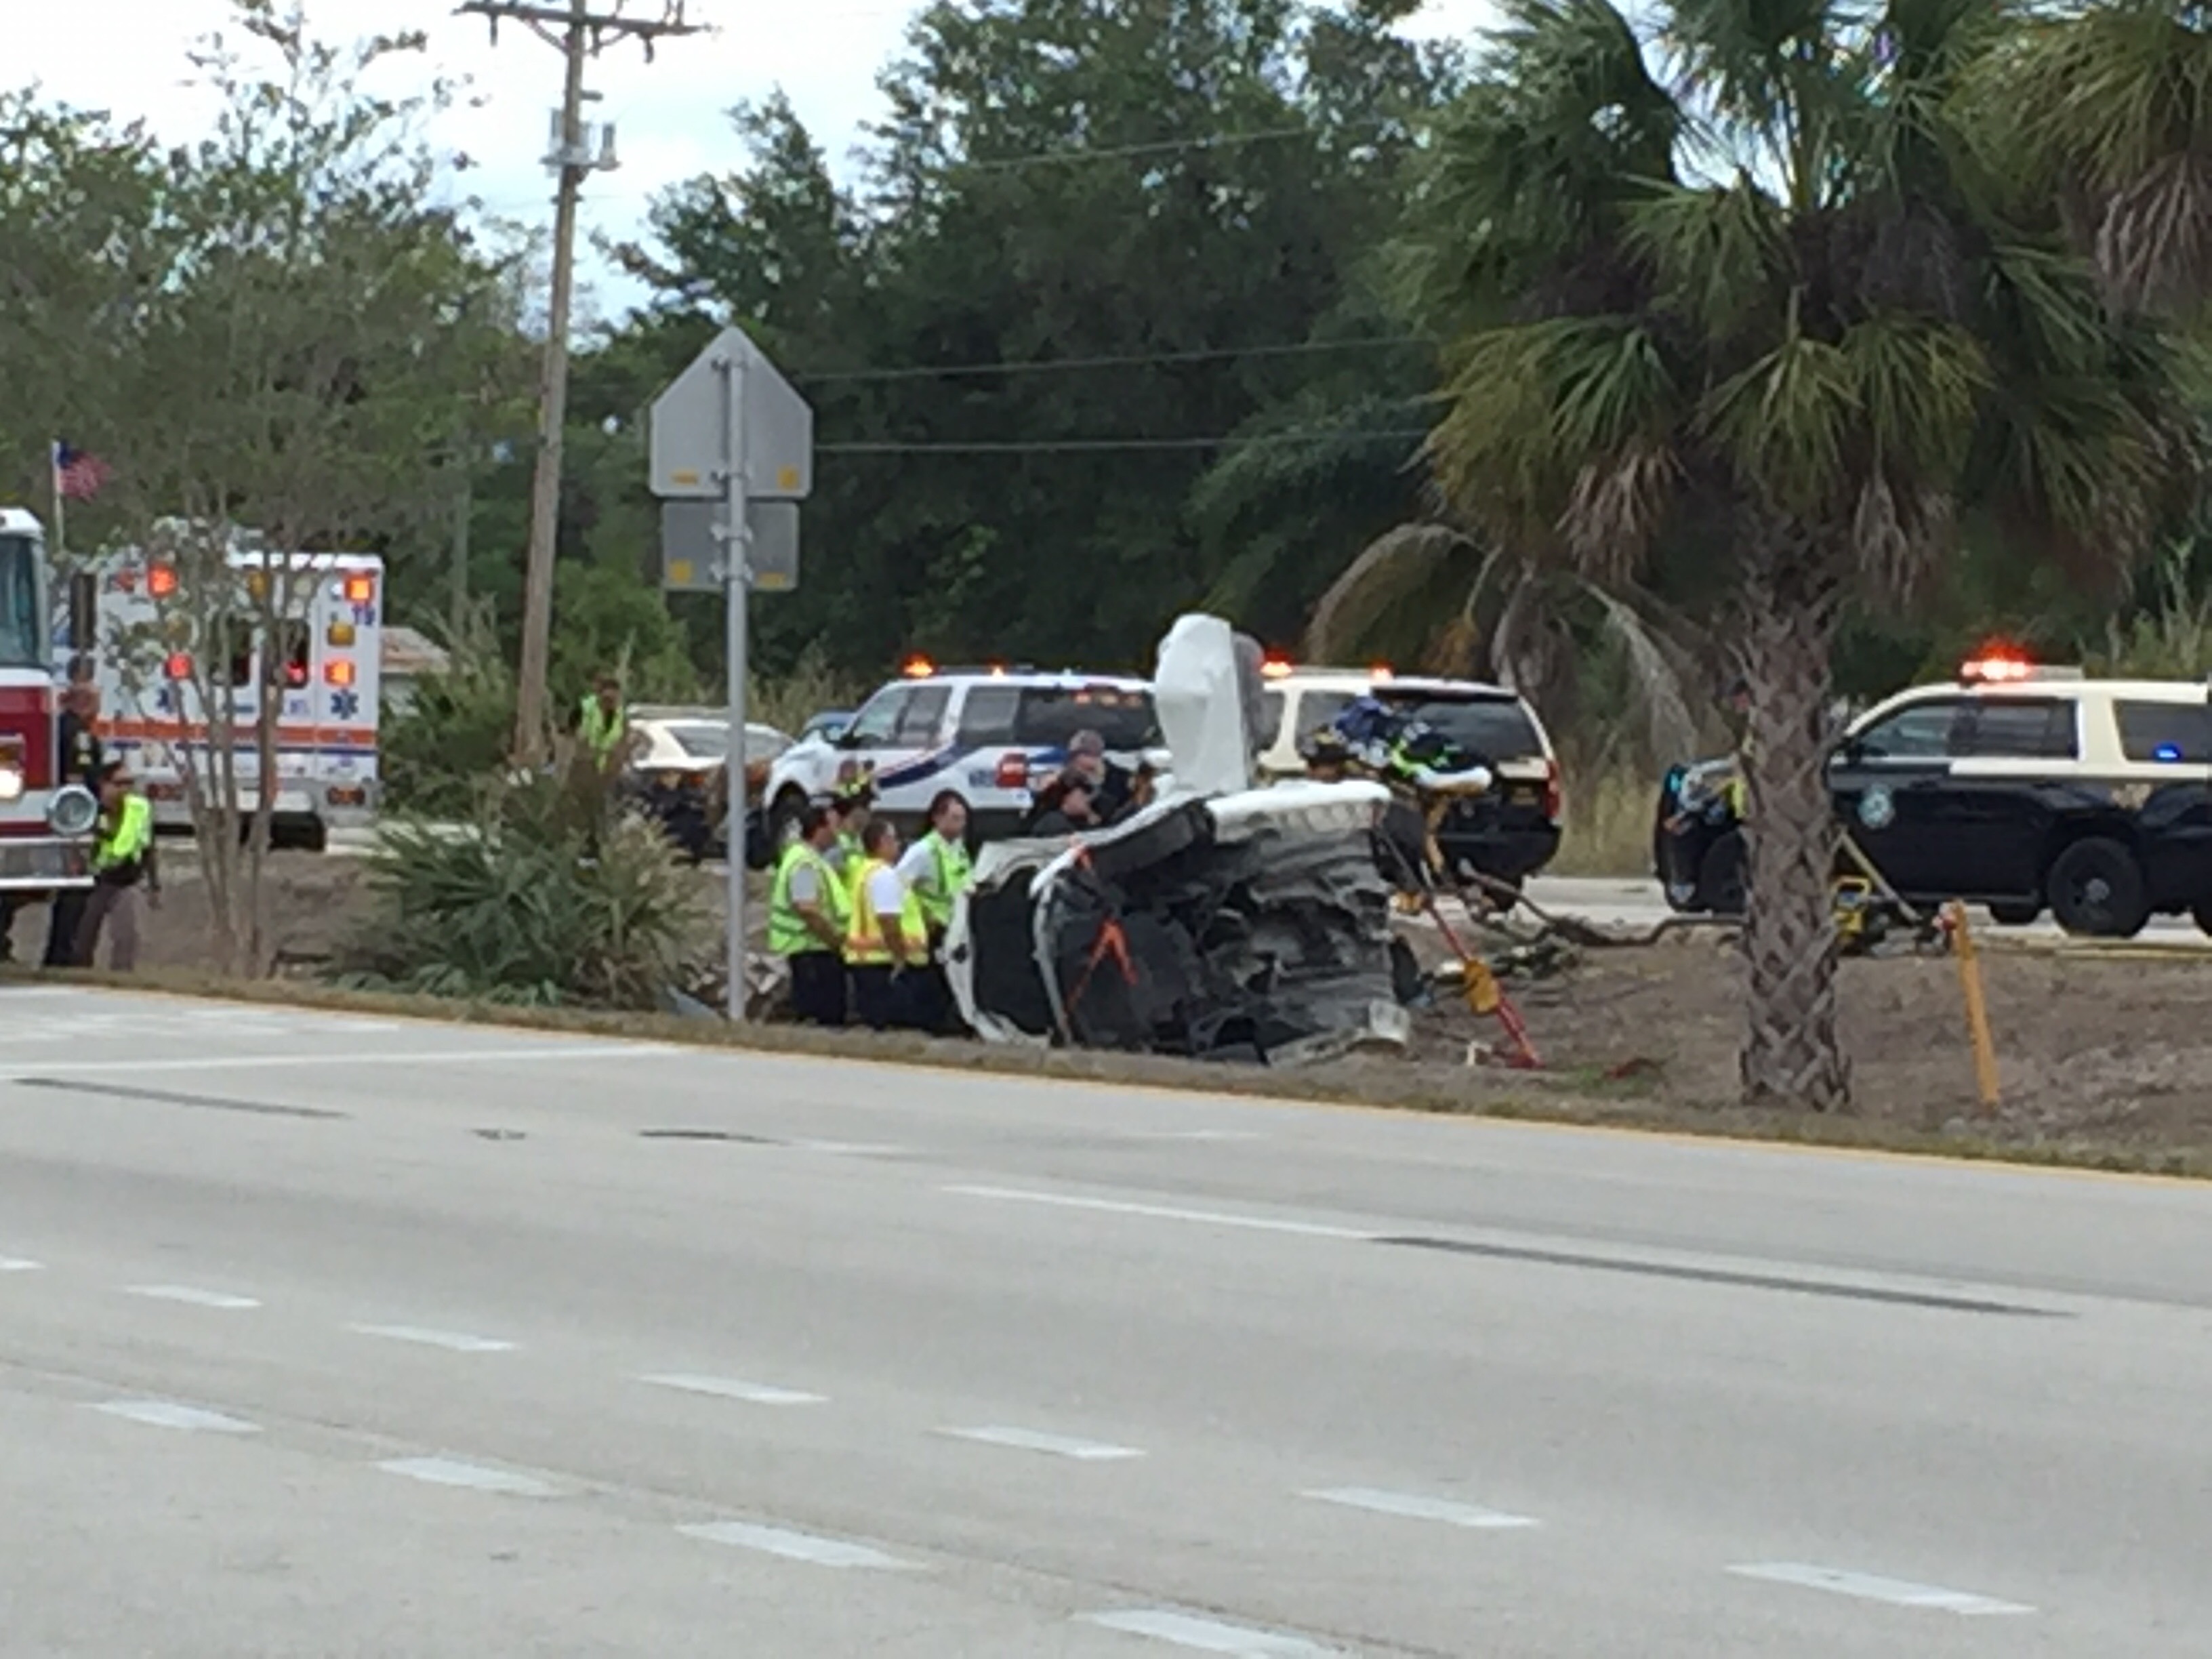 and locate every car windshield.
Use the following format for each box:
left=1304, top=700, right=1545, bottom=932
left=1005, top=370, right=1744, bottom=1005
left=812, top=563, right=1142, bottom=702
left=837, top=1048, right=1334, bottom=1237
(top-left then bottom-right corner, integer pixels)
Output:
left=0, top=535, right=45, bottom=670
left=1378, top=693, right=1543, bottom=760
left=1015, top=685, right=1162, bottom=750
left=668, top=724, right=728, bottom=760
